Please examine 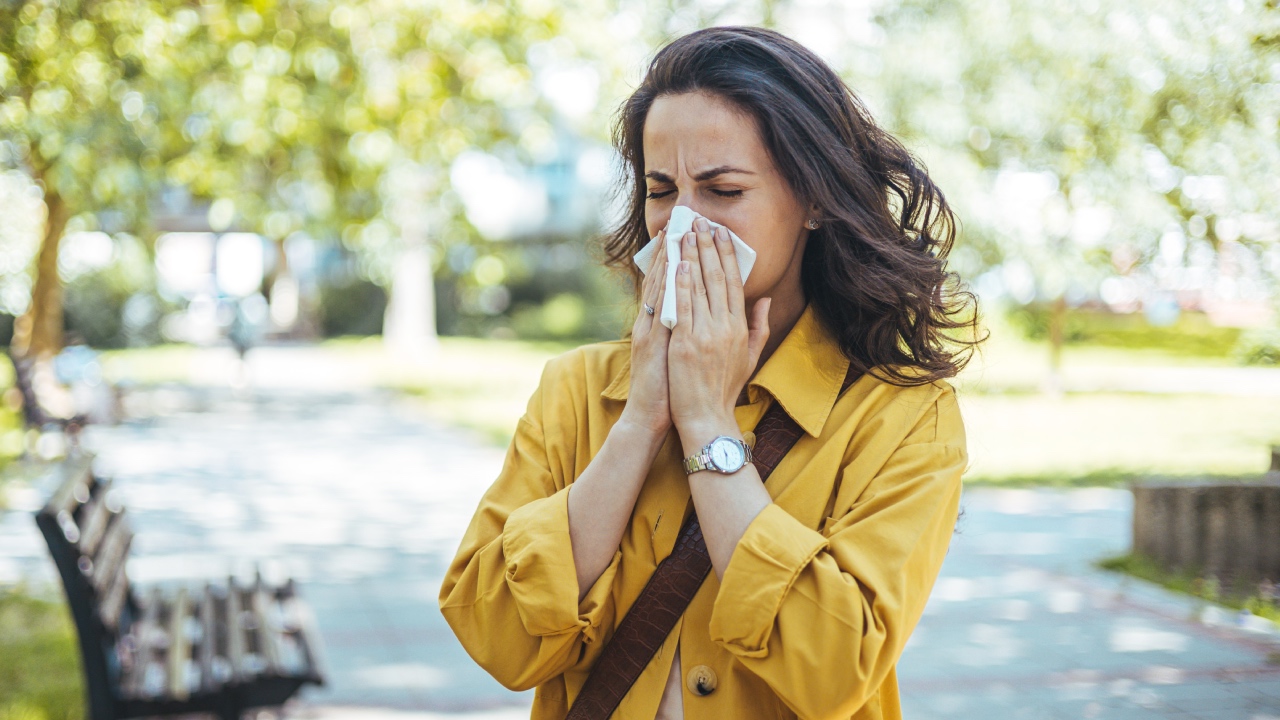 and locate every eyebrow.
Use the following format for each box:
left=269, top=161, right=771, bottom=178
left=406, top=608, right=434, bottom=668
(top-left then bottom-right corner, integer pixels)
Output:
left=644, top=166, right=756, bottom=183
